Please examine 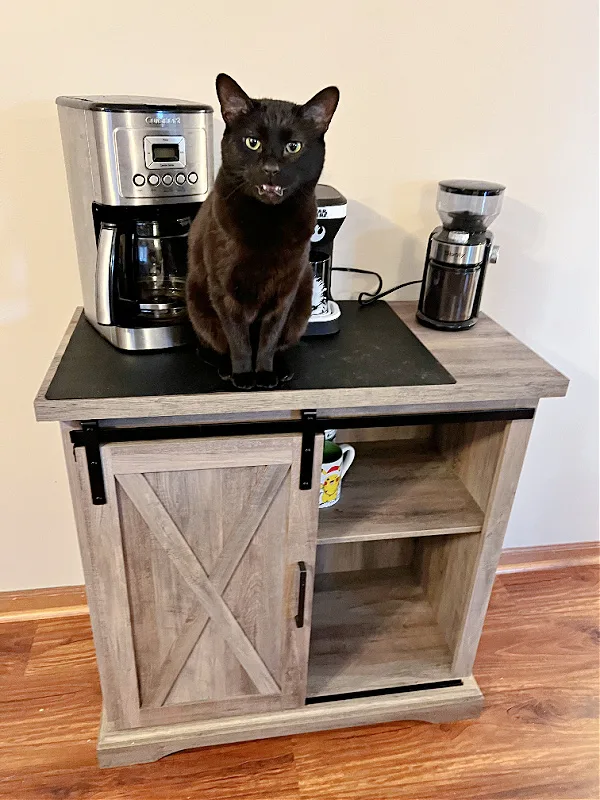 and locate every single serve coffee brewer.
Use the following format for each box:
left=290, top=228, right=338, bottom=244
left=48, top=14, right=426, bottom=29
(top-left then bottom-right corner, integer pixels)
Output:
left=305, top=184, right=347, bottom=336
